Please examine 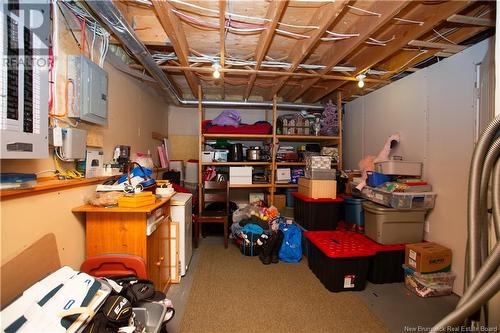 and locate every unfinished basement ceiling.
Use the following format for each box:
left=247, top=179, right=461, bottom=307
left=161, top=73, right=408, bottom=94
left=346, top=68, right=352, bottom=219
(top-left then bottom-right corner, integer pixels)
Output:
left=110, top=0, right=495, bottom=103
